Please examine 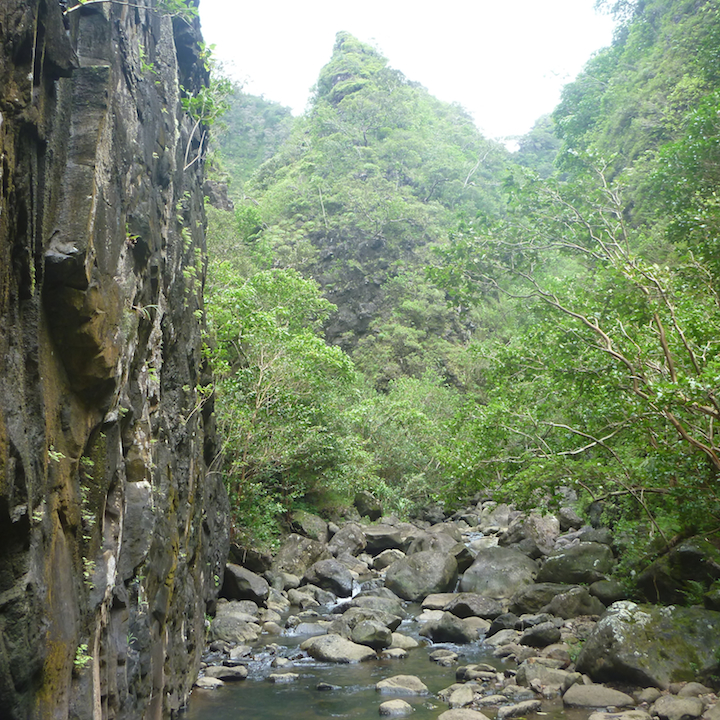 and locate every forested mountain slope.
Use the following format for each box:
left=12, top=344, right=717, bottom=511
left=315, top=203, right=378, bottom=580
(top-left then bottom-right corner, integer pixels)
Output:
left=221, top=33, right=509, bottom=371
left=208, top=0, right=720, bottom=587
